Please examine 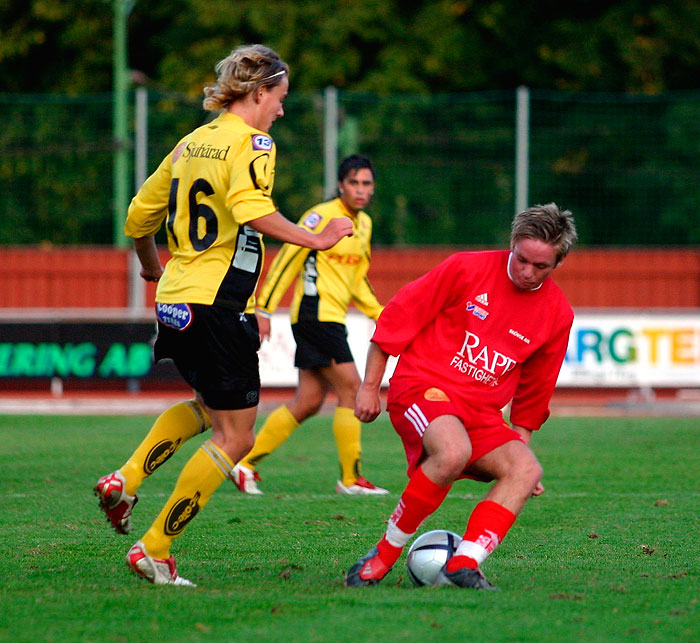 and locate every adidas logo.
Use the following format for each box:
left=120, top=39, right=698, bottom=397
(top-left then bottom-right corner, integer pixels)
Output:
left=475, top=293, right=489, bottom=306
